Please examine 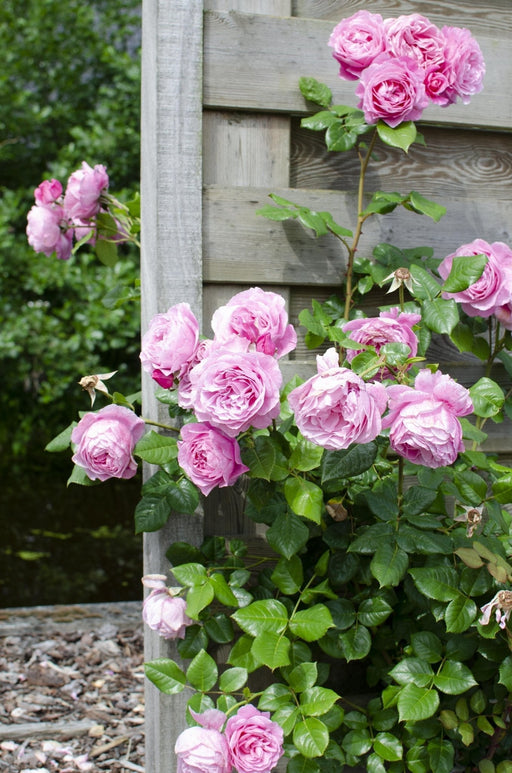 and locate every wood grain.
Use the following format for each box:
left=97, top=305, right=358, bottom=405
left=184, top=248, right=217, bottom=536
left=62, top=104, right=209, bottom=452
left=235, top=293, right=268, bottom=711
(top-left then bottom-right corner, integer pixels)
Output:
left=204, top=11, right=511, bottom=130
